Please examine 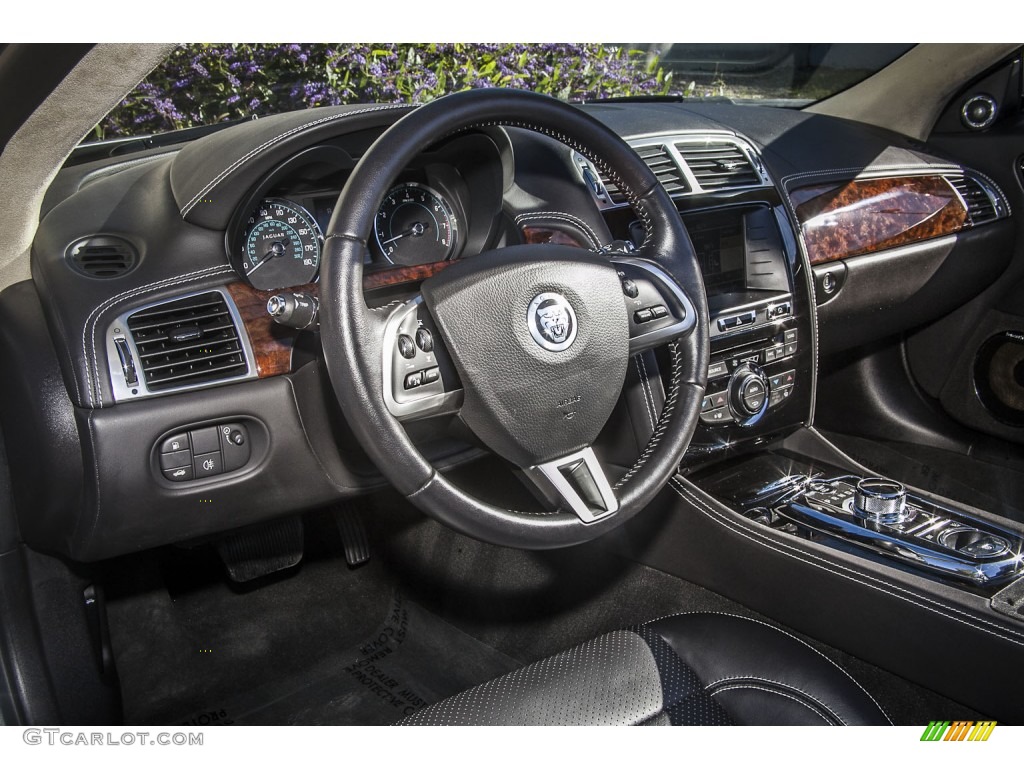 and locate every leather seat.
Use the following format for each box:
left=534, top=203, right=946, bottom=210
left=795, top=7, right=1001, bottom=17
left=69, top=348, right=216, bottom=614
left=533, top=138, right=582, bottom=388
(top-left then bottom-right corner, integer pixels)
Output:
left=398, top=613, right=892, bottom=726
